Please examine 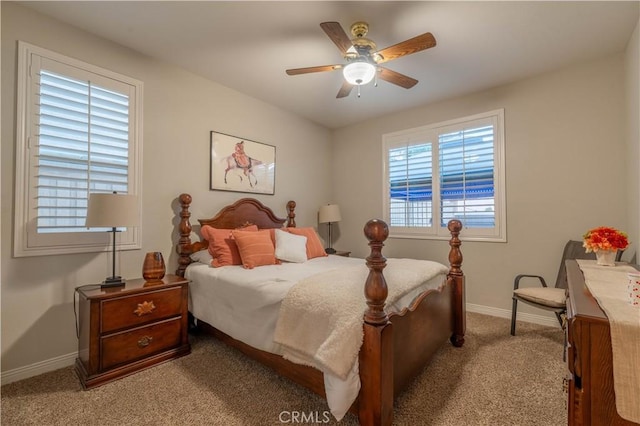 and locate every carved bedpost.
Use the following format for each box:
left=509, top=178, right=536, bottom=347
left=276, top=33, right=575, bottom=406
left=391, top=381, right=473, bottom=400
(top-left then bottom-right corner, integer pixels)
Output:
left=447, top=219, right=466, bottom=347
left=286, top=200, right=296, bottom=228
left=363, top=220, right=389, bottom=325
left=359, top=219, right=393, bottom=426
left=176, top=193, right=193, bottom=277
